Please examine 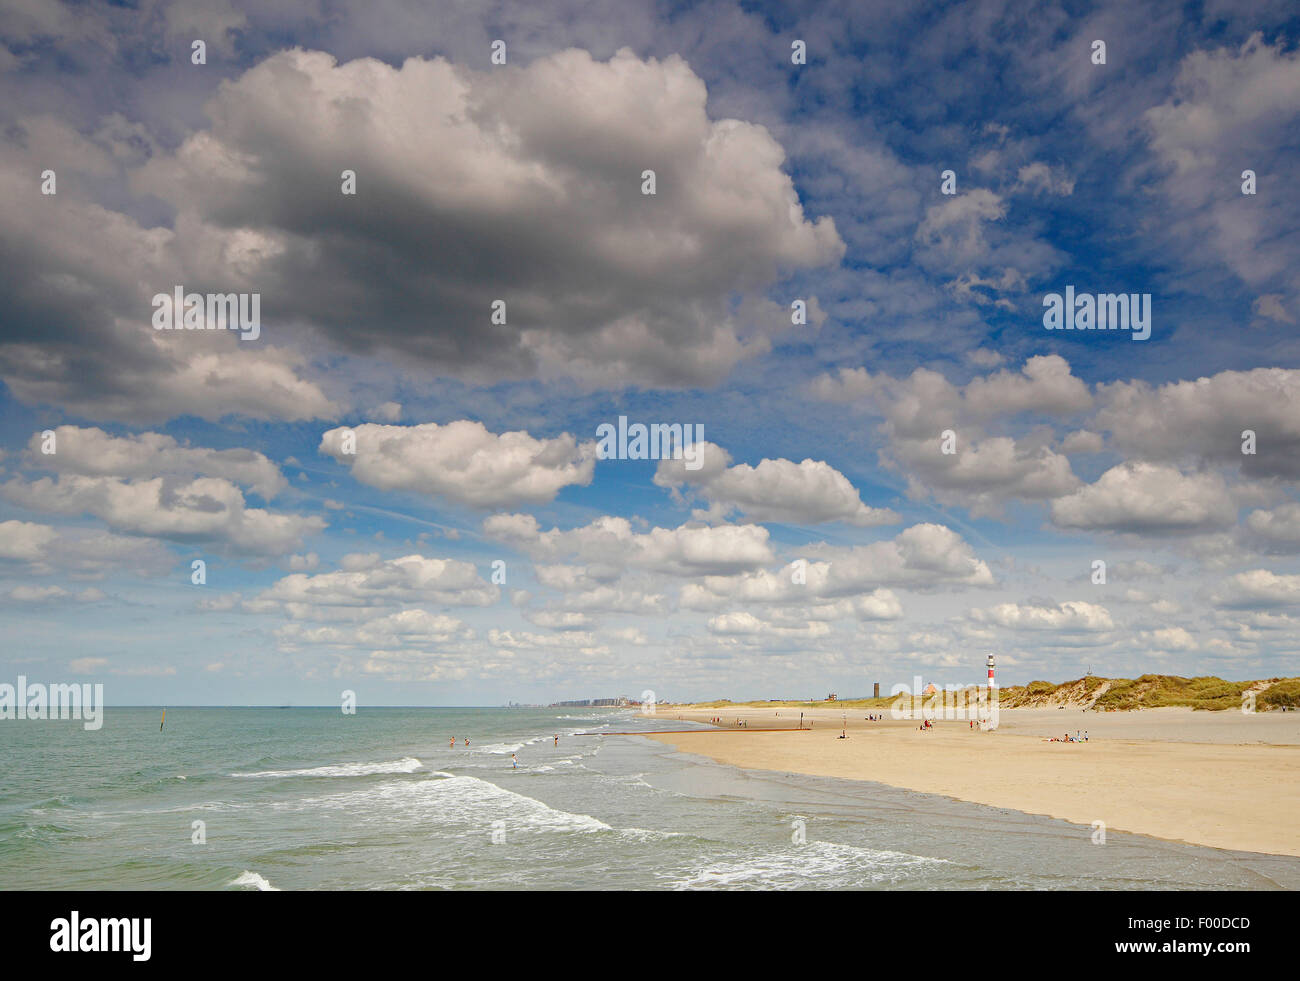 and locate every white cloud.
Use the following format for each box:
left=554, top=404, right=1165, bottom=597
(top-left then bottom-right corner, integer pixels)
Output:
left=320, top=421, right=596, bottom=509
left=0, top=519, right=57, bottom=561
left=683, top=523, right=993, bottom=610
left=654, top=441, right=898, bottom=526
left=1014, top=162, right=1075, bottom=196
left=1139, top=627, right=1199, bottom=651
left=484, top=513, right=775, bottom=576
left=813, top=355, right=1092, bottom=434
left=1095, top=368, right=1300, bottom=478
left=707, top=611, right=831, bottom=638
left=1212, top=569, right=1300, bottom=609
left=1144, top=33, right=1300, bottom=298
left=1245, top=502, right=1300, bottom=551
left=2, top=474, right=324, bottom=556
left=250, top=554, right=498, bottom=618
left=135, top=46, right=844, bottom=388
left=276, top=609, right=470, bottom=649
left=1050, top=463, right=1237, bottom=534
left=970, top=600, right=1114, bottom=632
left=27, top=426, right=286, bottom=498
